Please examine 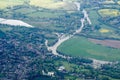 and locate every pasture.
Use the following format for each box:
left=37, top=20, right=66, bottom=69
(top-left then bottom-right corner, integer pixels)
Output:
left=0, top=0, right=25, bottom=9
left=30, top=0, right=66, bottom=9
left=57, top=36, right=120, bottom=61
left=99, top=28, right=110, bottom=33
left=98, top=9, right=120, bottom=17
left=0, top=0, right=76, bottom=10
